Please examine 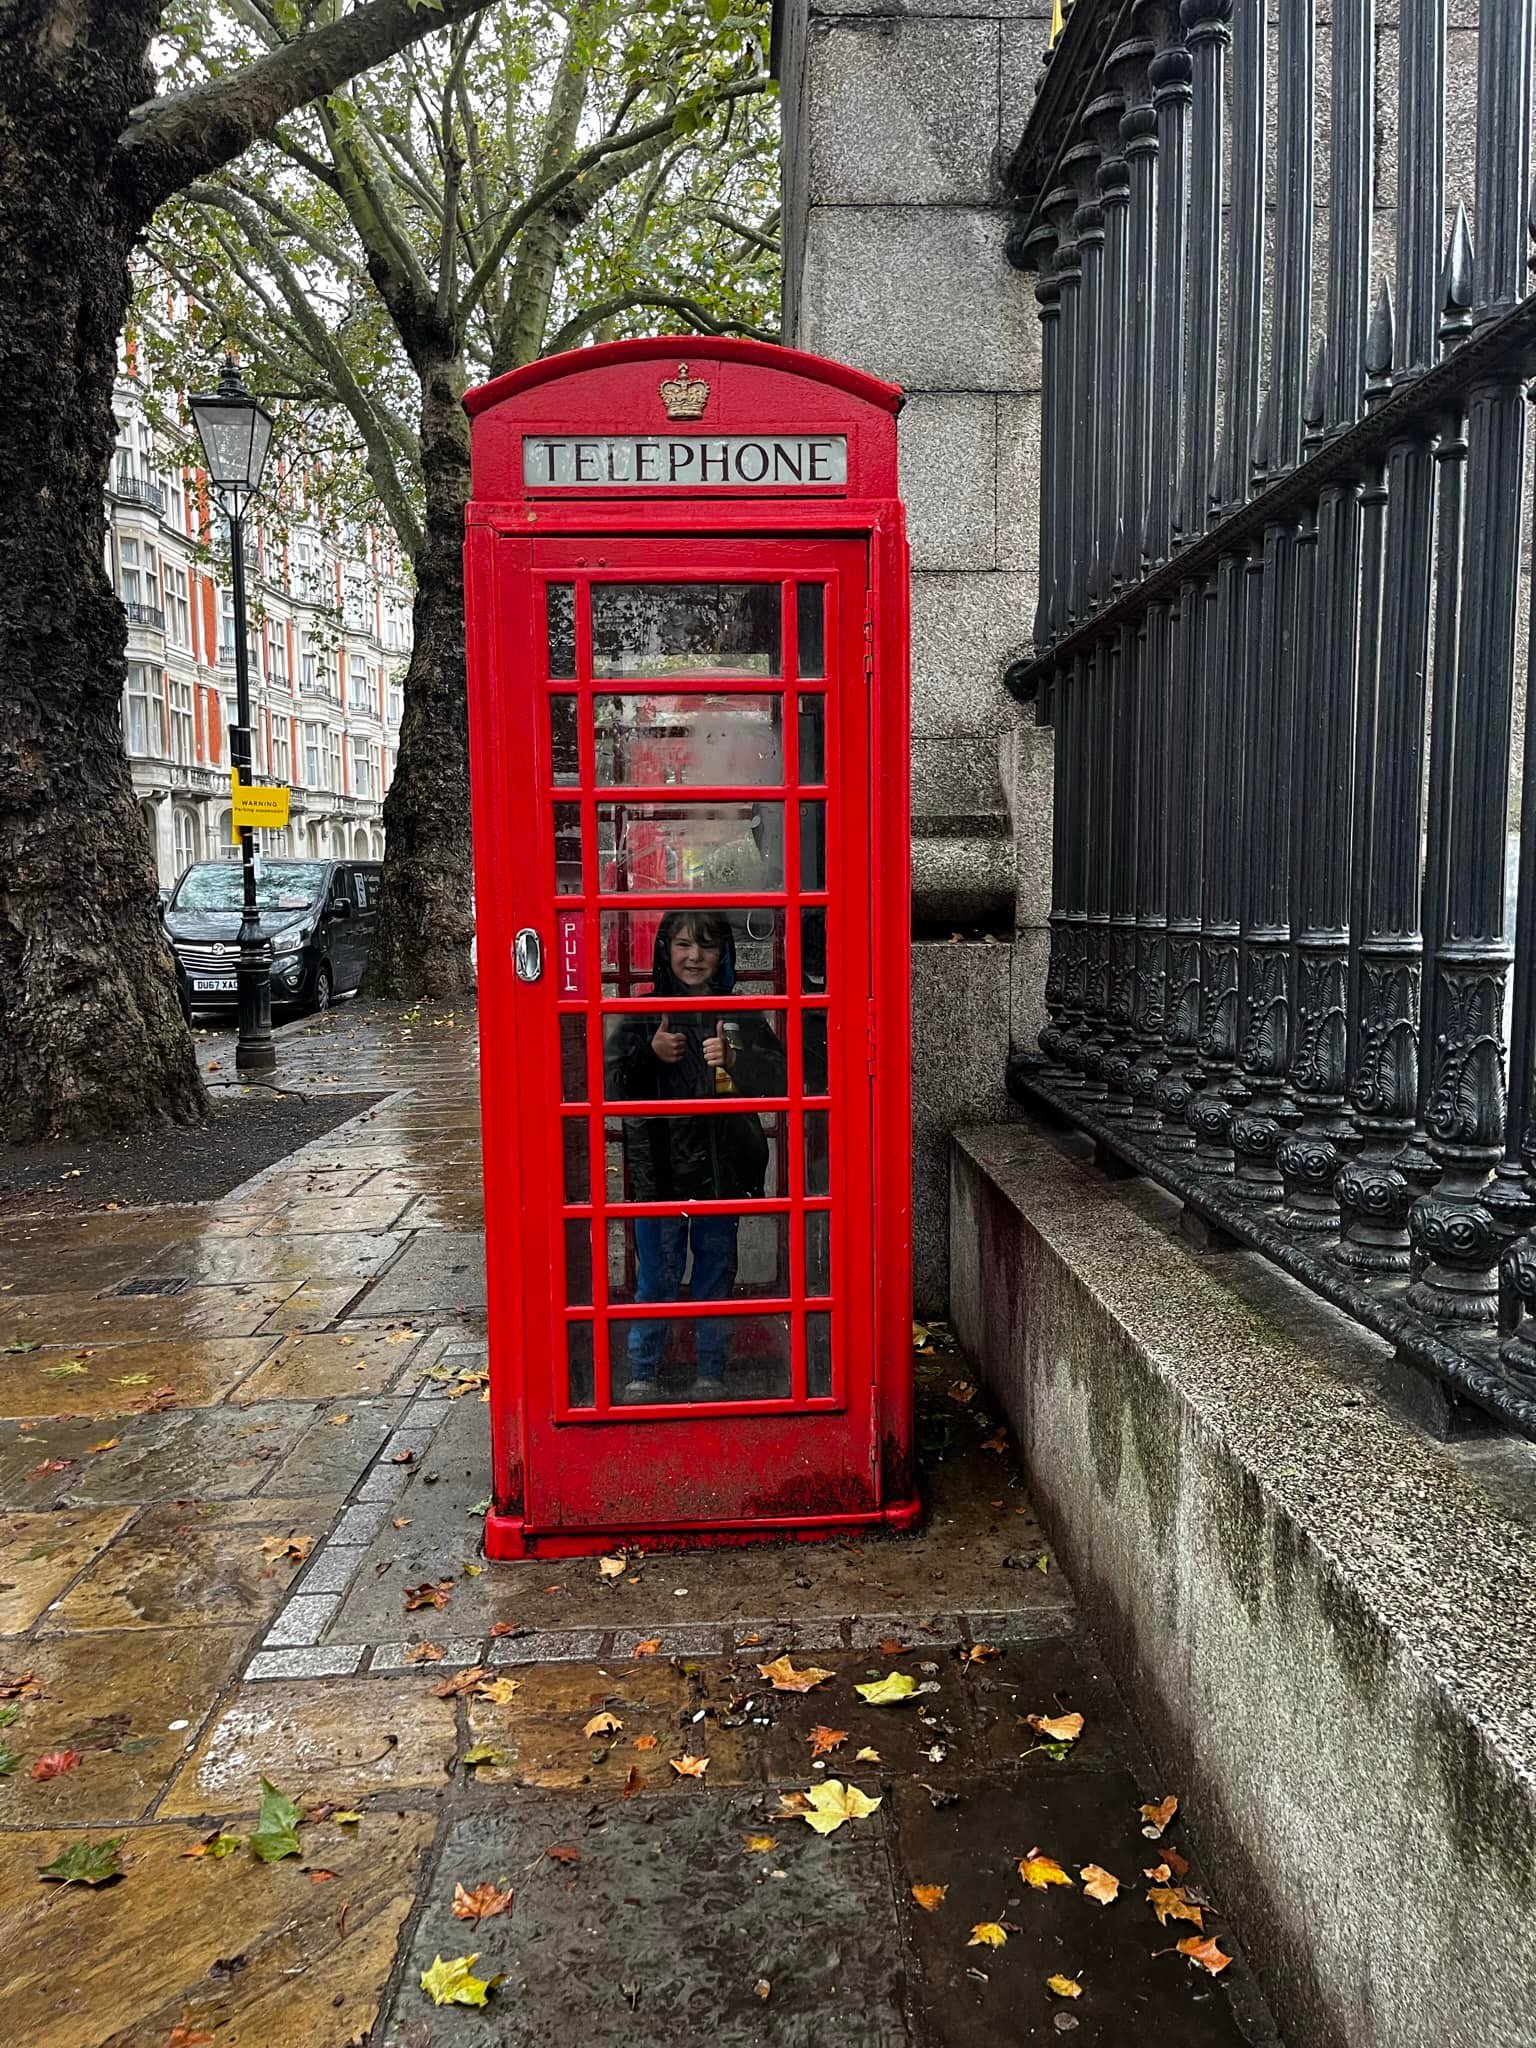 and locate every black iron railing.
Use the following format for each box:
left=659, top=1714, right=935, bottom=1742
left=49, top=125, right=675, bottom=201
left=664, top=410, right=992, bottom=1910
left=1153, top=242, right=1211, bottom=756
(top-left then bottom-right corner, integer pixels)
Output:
left=1005, top=0, right=1536, bottom=1440
left=123, top=600, right=166, bottom=631
left=113, top=466, right=166, bottom=514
